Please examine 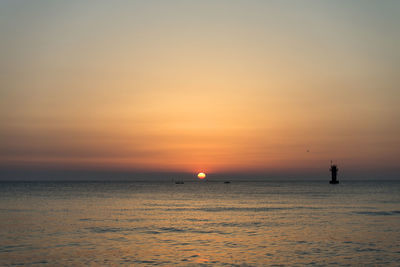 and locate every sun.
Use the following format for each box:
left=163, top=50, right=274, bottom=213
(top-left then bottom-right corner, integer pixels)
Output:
left=197, top=172, right=206, bottom=179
